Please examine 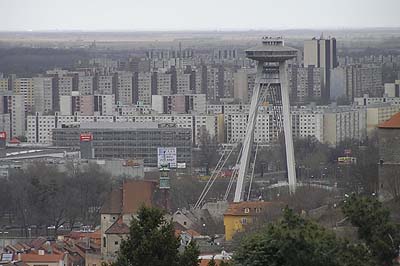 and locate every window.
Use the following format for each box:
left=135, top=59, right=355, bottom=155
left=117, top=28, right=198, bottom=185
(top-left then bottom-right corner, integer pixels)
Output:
left=115, top=241, right=119, bottom=245
left=244, top=208, right=250, bottom=214
left=103, top=237, right=106, bottom=248
left=241, top=218, right=247, bottom=225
